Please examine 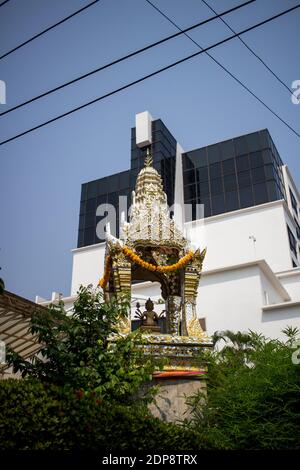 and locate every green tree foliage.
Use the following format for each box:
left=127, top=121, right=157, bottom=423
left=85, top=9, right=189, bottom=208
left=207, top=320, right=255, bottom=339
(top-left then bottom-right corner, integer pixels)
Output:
left=188, top=329, right=300, bottom=449
left=1, top=286, right=198, bottom=451
left=6, top=285, right=156, bottom=401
